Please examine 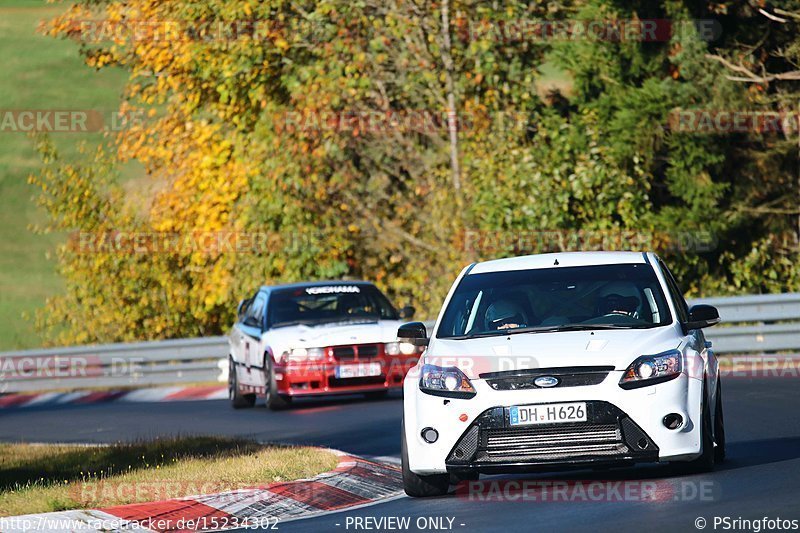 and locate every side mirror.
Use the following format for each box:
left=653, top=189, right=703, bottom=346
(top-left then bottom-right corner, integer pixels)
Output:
left=398, top=321, right=429, bottom=346
left=398, top=305, right=416, bottom=319
left=683, top=304, right=720, bottom=332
